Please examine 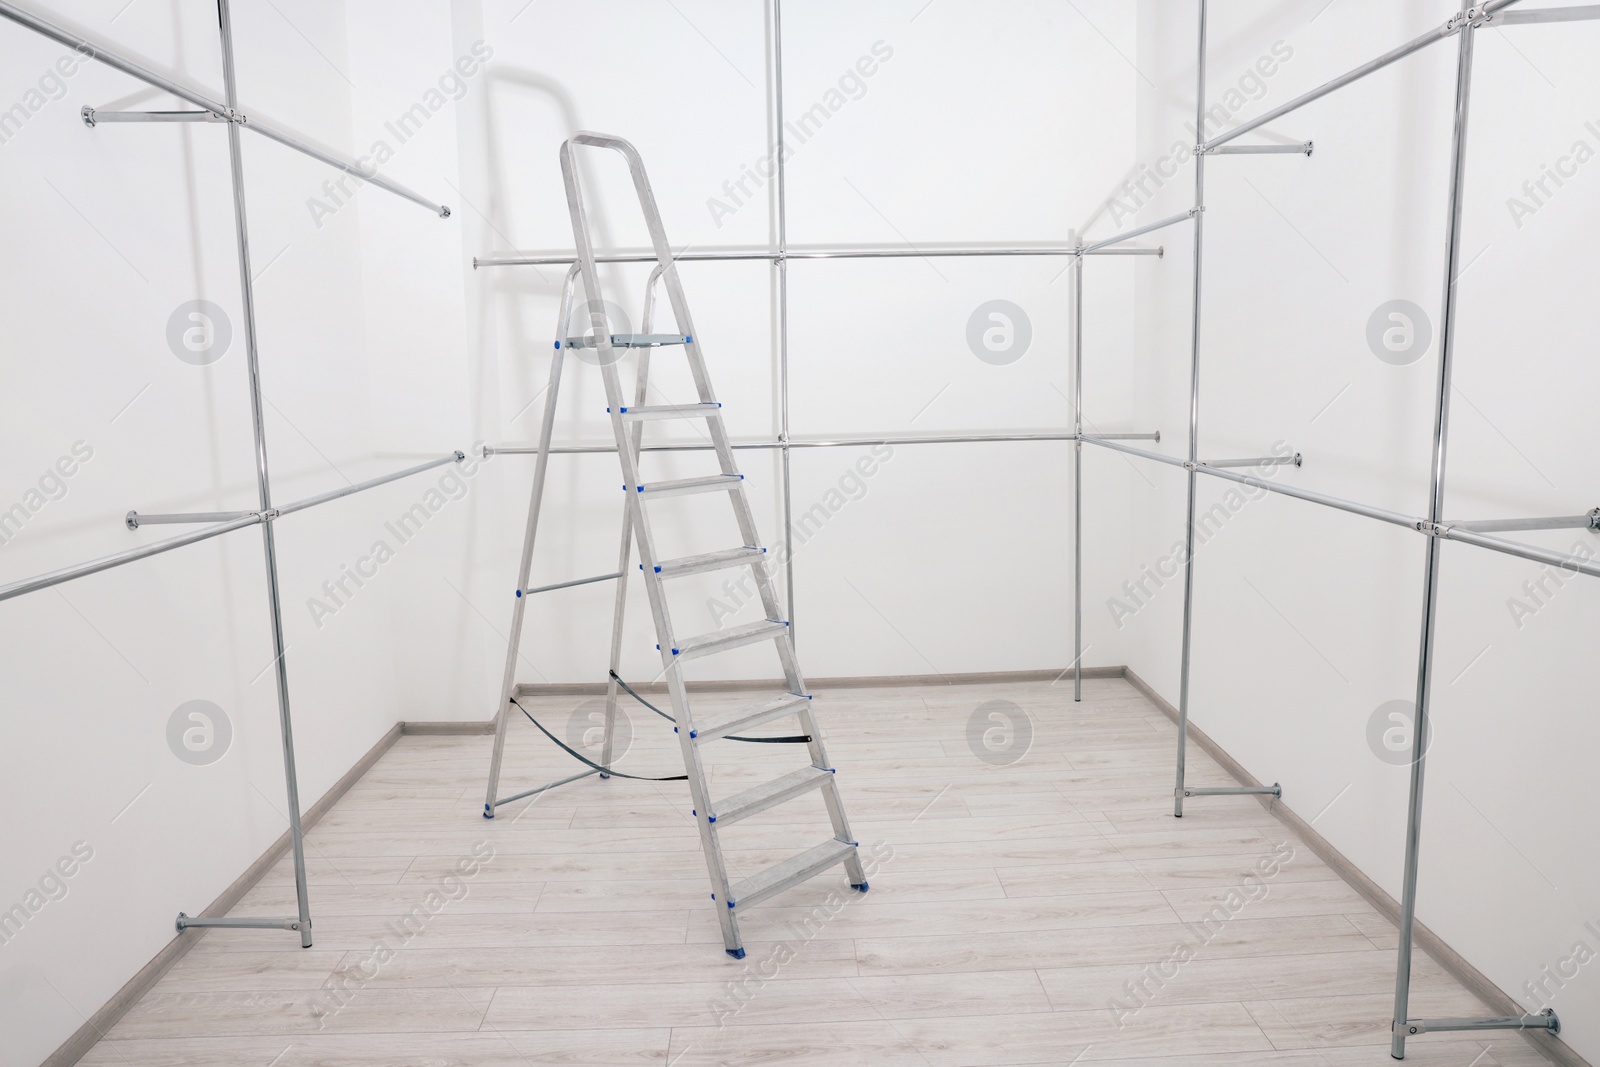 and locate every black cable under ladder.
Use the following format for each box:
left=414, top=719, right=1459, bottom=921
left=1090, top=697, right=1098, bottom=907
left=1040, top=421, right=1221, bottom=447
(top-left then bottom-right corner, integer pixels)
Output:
left=509, top=674, right=812, bottom=782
